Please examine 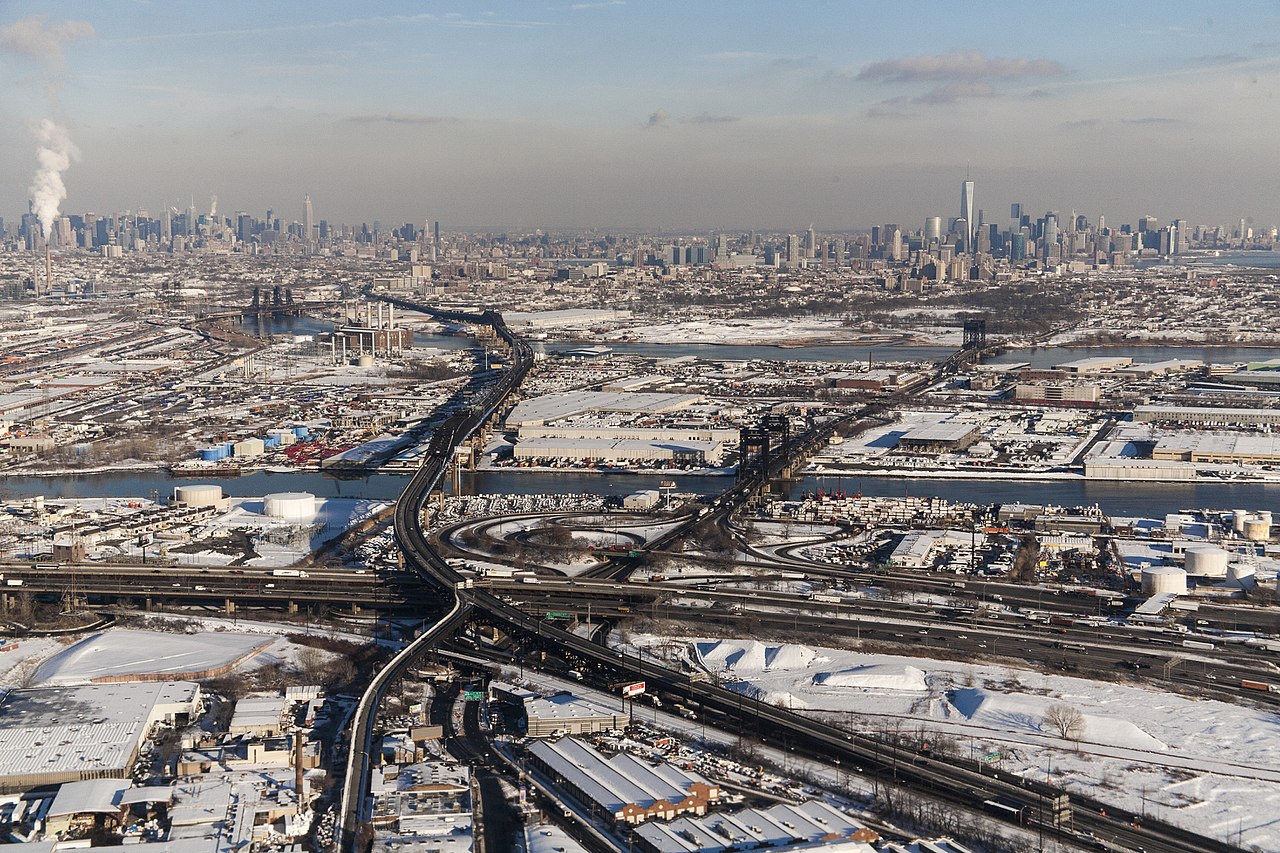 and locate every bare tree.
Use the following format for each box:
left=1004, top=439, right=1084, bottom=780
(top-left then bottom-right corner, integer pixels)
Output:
left=1043, top=703, right=1085, bottom=741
